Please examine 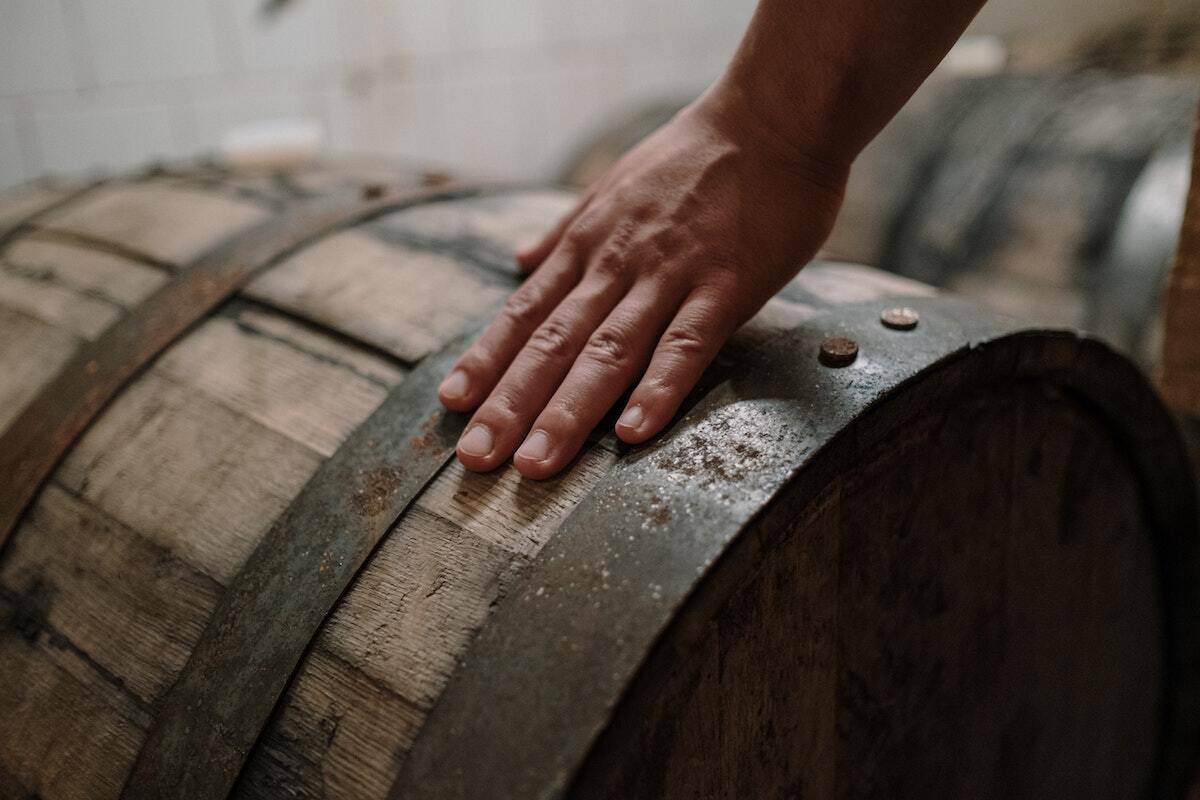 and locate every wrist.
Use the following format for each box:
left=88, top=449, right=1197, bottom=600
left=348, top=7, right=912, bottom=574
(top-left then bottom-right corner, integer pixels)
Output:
left=689, top=75, right=852, bottom=197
